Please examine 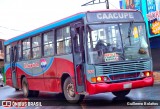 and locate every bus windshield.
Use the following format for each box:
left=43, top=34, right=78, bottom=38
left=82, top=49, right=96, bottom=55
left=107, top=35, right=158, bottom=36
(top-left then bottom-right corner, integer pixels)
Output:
left=87, top=23, right=150, bottom=64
